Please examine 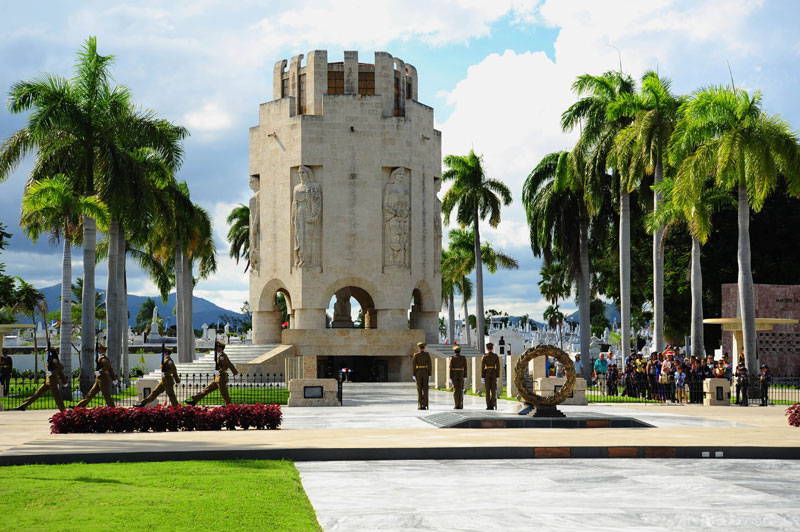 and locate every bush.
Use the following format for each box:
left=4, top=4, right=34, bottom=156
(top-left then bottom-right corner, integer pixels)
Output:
left=49, top=403, right=282, bottom=434
left=787, top=403, right=800, bottom=427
